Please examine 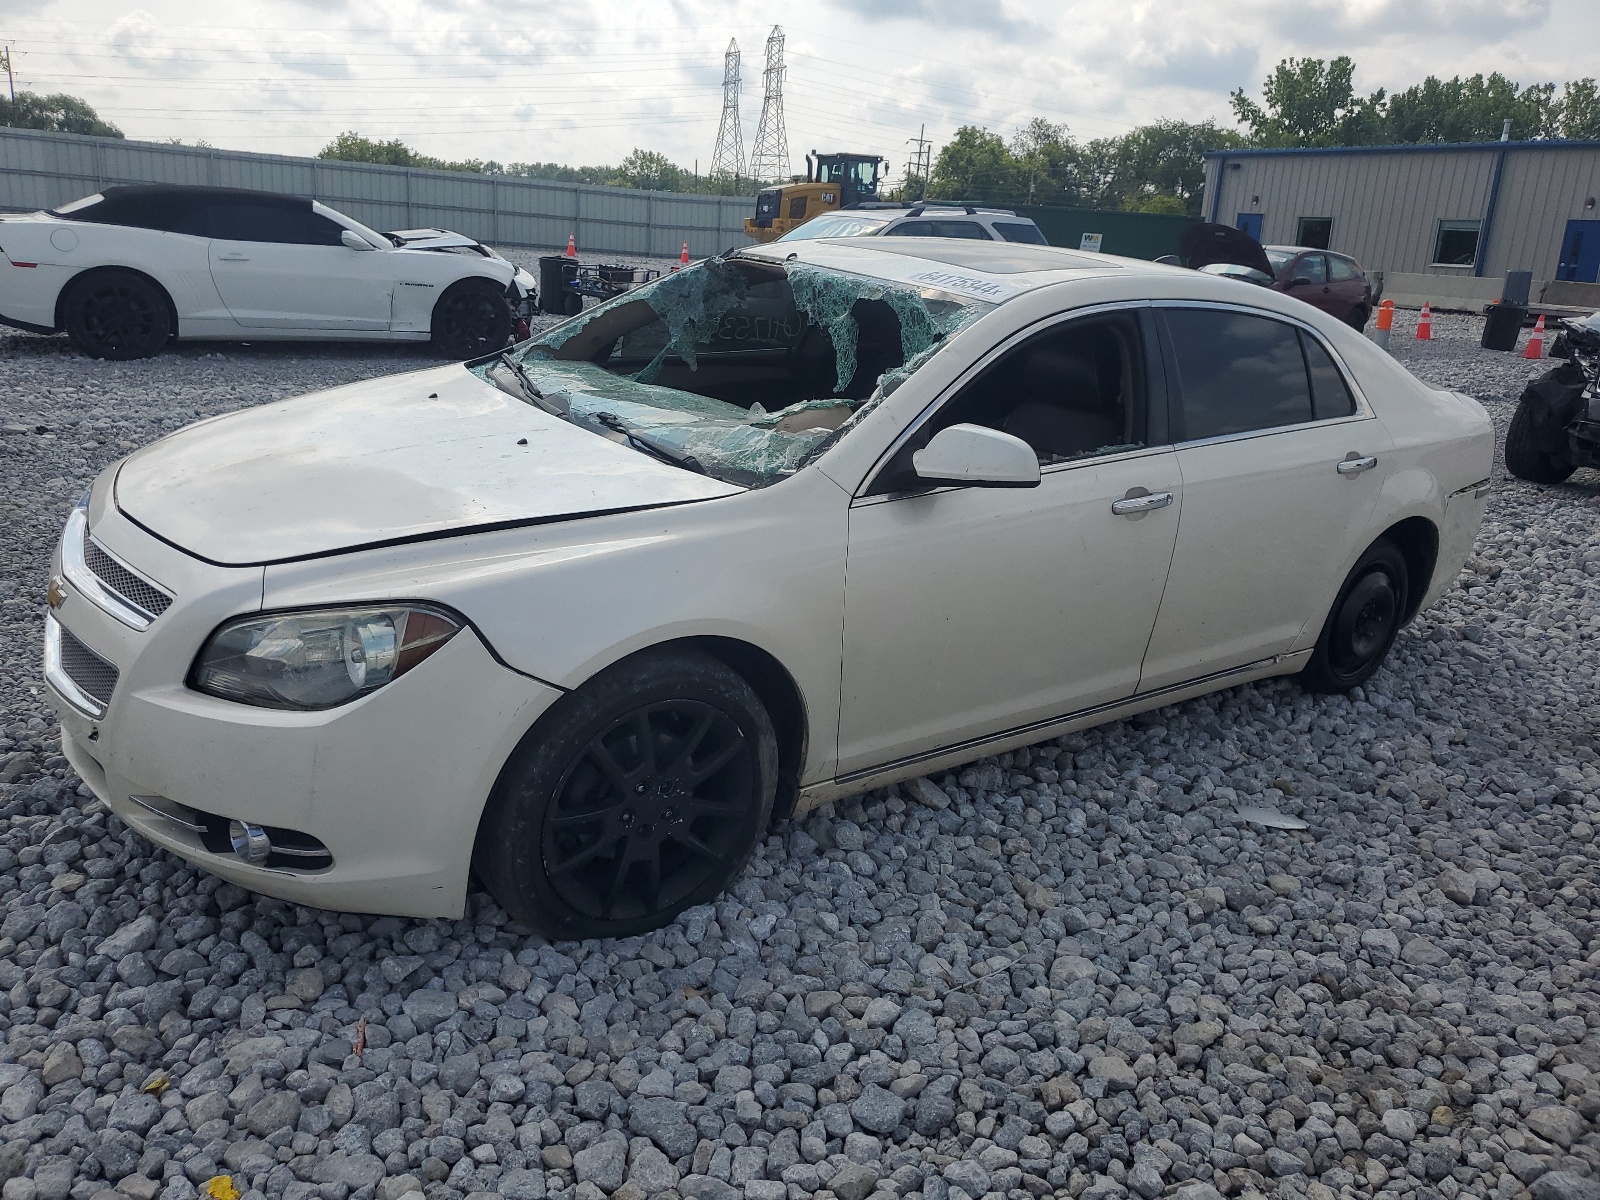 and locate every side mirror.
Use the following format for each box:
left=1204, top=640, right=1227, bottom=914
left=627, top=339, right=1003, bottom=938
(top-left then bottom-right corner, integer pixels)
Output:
left=341, top=229, right=376, bottom=251
left=913, top=423, right=1040, bottom=488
